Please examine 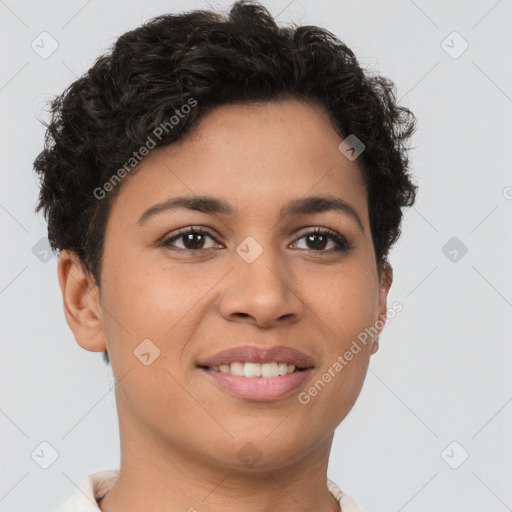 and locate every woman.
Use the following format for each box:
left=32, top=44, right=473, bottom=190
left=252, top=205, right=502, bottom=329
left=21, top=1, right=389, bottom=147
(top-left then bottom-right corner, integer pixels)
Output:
left=34, top=1, right=417, bottom=510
